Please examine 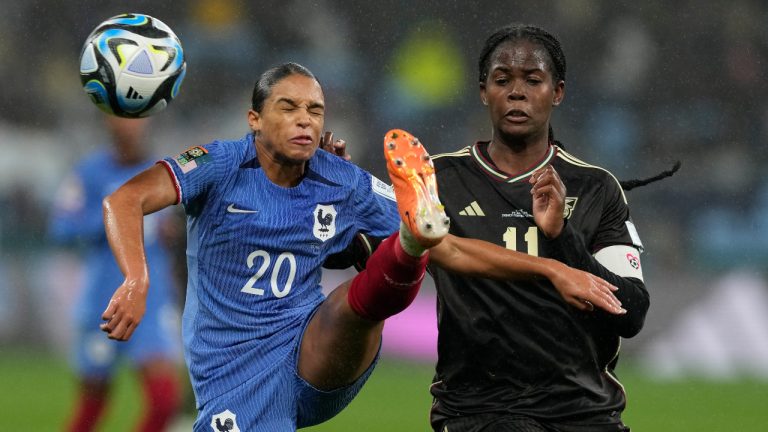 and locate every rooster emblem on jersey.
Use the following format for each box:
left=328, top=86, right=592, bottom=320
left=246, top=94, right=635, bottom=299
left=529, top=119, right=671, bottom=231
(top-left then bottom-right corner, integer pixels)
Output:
left=317, top=208, right=333, bottom=232
left=216, top=418, right=234, bottom=431
left=313, top=204, right=337, bottom=241
left=210, top=409, right=240, bottom=432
